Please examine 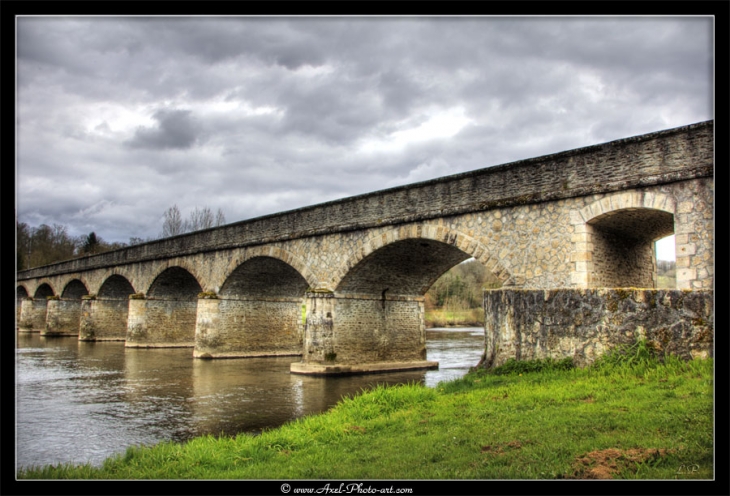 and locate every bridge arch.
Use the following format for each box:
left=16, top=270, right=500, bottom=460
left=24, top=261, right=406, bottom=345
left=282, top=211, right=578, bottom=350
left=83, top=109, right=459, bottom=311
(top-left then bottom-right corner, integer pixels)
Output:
left=61, top=279, right=89, bottom=299
left=34, top=283, right=55, bottom=299
left=147, top=266, right=203, bottom=299
left=220, top=256, right=309, bottom=298
left=579, top=191, right=676, bottom=288
left=17, top=285, right=29, bottom=299
left=335, top=223, right=513, bottom=291
left=98, top=274, right=136, bottom=299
